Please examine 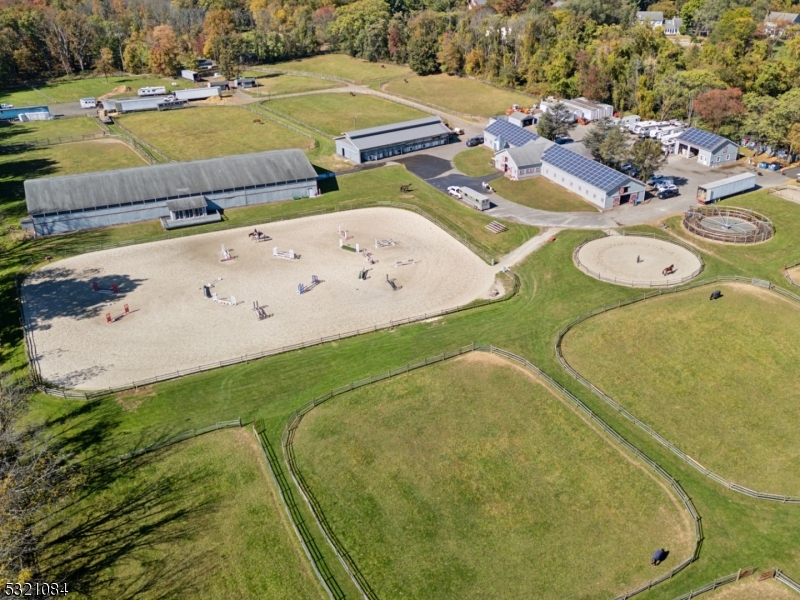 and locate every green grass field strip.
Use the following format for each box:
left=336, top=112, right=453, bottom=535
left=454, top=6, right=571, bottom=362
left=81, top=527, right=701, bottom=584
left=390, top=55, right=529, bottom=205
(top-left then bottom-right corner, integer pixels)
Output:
left=0, top=117, right=103, bottom=145
left=289, top=349, right=696, bottom=600
left=17, top=224, right=800, bottom=598
left=452, top=146, right=495, bottom=177
left=383, top=74, right=537, bottom=118
left=36, top=427, right=327, bottom=599
left=257, top=55, right=412, bottom=83
left=560, top=279, right=800, bottom=497
left=117, top=106, right=313, bottom=162
left=8, top=165, right=800, bottom=599
left=247, top=75, right=344, bottom=97
left=265, top=93, right=427, bottom=137
left=491, top=176, right=601, bottom=213
left=0, top=76, right=195, bottom=106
